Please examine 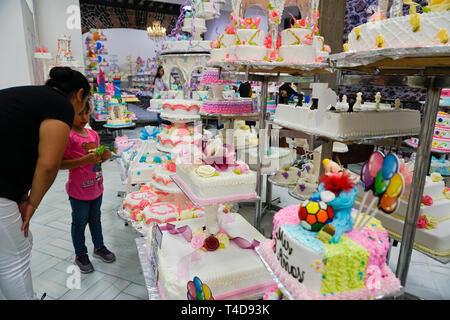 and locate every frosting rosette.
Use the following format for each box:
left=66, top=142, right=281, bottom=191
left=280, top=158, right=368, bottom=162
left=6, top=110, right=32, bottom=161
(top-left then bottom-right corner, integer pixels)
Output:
left=191, top=233, right=206, bottom=249
left=196, top=165, right=217, bottom=178
left=204, top=235, right=220, bottom=251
